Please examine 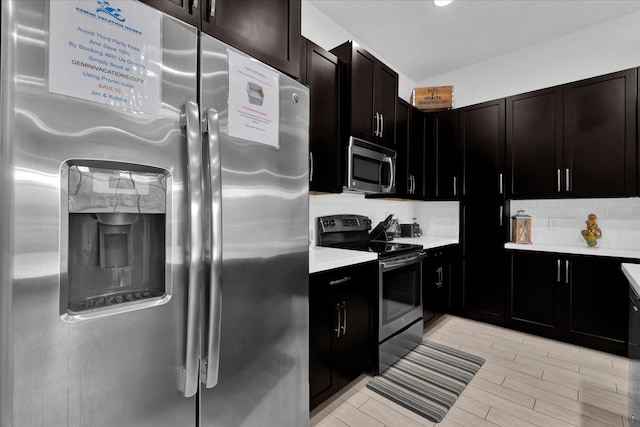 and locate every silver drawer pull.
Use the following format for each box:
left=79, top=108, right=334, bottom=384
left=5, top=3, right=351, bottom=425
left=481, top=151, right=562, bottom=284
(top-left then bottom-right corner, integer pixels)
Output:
left=329, top=276, right=351, bottom=286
